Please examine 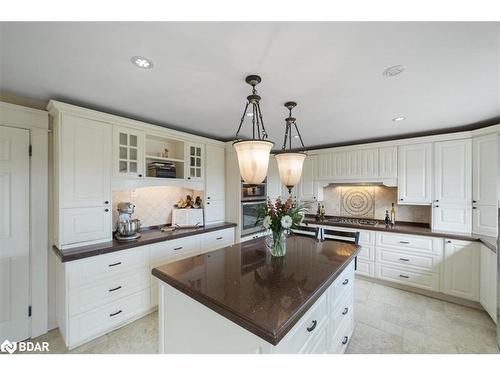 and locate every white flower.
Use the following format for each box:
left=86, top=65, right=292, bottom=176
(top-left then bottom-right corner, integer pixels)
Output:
left=281, top=215, right=293, bottom=229
left=263, top=215, right=272, bottom=229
